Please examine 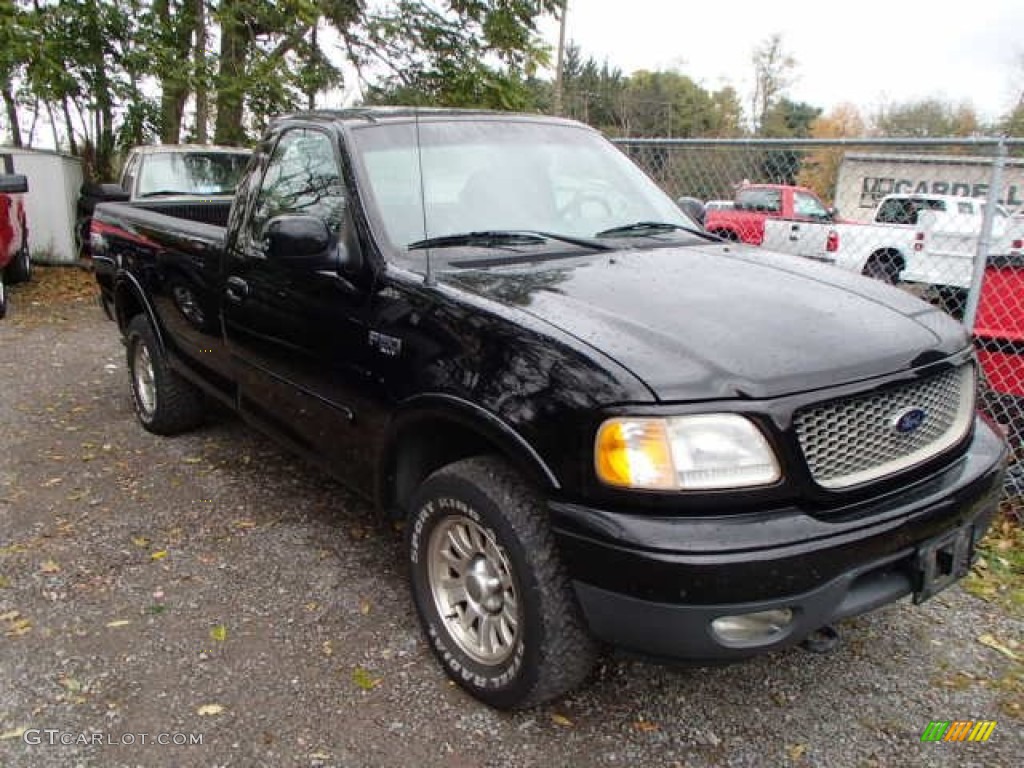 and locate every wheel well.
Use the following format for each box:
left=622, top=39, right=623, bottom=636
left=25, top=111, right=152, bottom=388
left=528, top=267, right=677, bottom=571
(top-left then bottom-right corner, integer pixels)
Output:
left=381, top=417, right=547, bottom=521
left=114, top=281, right=145, bottom=333
left=867, top=248, right=904, bottom=267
